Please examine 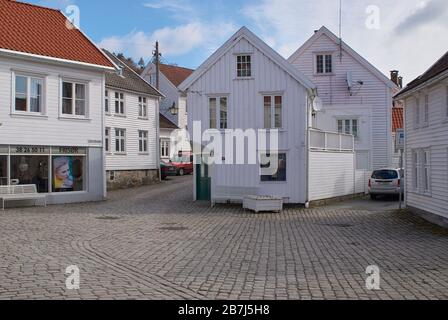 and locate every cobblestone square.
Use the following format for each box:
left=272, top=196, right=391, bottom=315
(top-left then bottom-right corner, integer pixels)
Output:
left=1, top=176, right=447, bottom=300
